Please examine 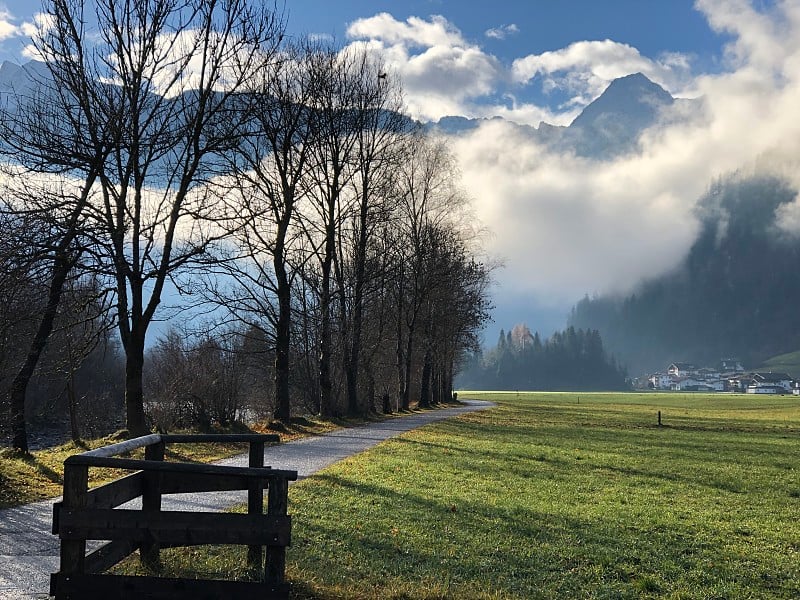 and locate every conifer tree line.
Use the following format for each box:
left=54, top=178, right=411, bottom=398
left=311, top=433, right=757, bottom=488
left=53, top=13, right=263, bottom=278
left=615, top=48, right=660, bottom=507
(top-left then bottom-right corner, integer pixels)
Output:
left=458, top=324, right=629, bottom=391
left=0, top=0, right=492, bottom=452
